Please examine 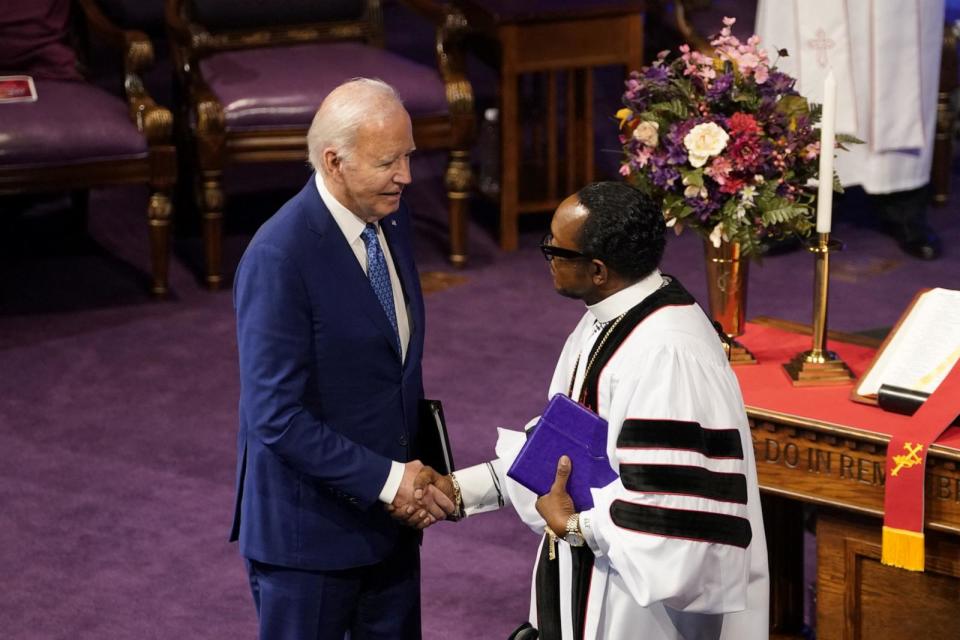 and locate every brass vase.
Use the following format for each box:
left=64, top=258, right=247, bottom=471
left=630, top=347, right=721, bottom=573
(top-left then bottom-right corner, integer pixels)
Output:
left=703, top=239, right=756, bottom=364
